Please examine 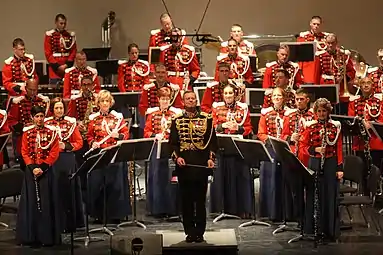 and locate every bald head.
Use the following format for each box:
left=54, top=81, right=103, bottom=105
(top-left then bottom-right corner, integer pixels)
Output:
left=326, top=33, right=338, bottom=52
left=26, top=79, right=38, bottom=97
